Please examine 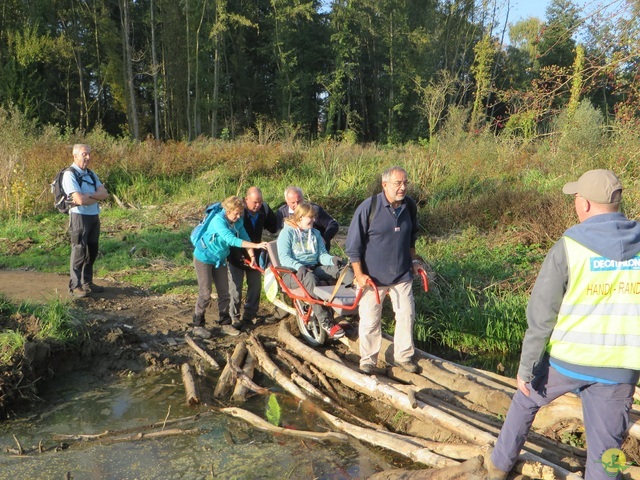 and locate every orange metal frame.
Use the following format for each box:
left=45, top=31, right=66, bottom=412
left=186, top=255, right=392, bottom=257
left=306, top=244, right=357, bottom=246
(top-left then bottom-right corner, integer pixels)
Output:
left=246, top=259, right=429, bottom=325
